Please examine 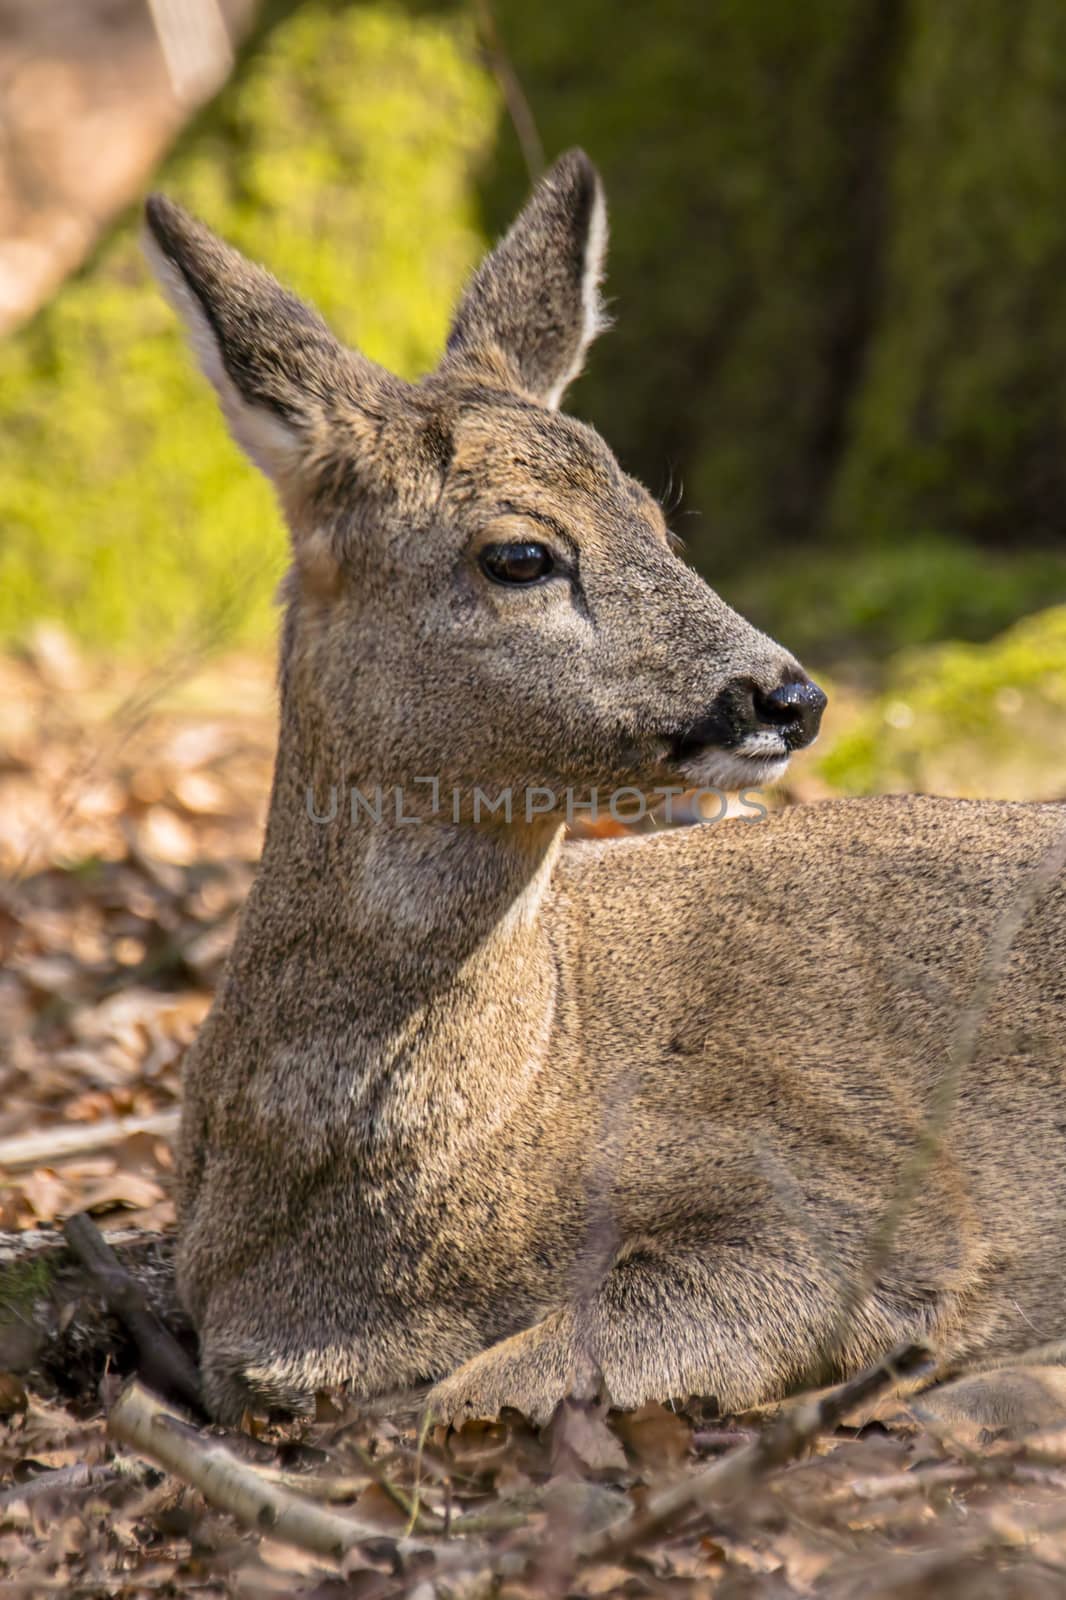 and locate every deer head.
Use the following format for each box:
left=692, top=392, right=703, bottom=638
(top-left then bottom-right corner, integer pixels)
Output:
left=143, top=150, right=824, bottom=817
